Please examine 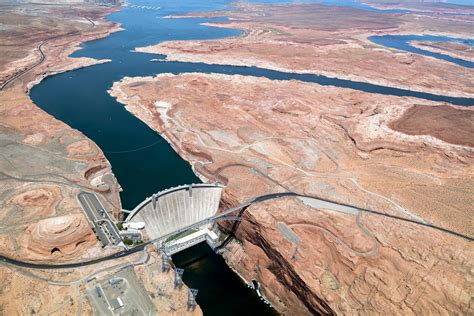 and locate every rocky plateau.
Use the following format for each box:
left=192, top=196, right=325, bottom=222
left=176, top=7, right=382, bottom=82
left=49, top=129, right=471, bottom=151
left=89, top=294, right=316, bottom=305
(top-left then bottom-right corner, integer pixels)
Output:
left=137, top=2, right=474, bottom=98
left=109, top=72, right=473, bottom=315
